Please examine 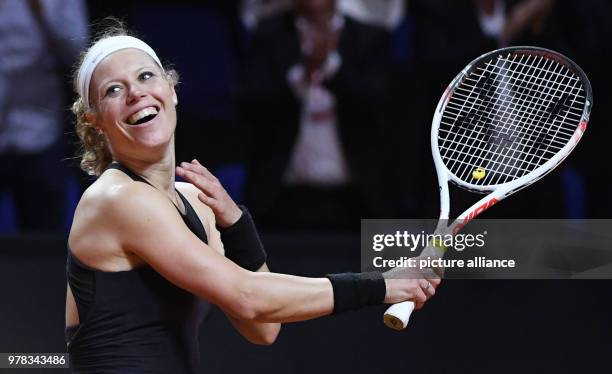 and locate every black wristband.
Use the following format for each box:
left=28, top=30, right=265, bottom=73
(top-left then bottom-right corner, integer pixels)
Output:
left=325, top=272, right=386, bottom=314
left=217, top=205, right=267, bottom=271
